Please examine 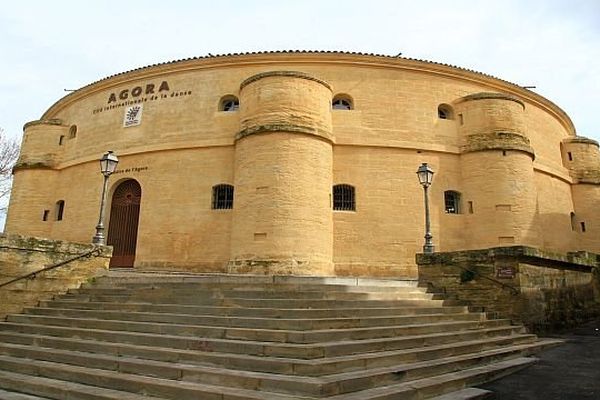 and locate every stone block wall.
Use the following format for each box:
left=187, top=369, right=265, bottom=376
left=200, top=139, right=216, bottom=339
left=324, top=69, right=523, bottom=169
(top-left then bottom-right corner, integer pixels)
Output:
left=0, top=234, right=111, bottom=318
left=417, top=246, right=600, bottom=332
